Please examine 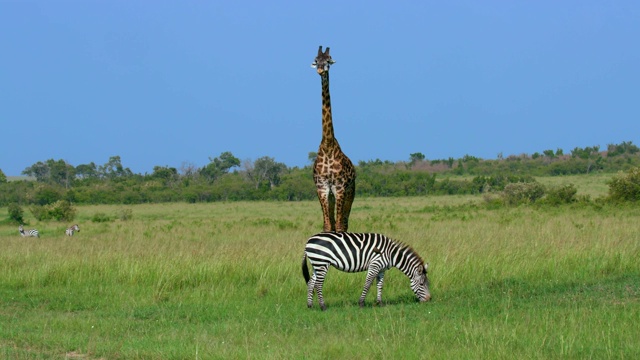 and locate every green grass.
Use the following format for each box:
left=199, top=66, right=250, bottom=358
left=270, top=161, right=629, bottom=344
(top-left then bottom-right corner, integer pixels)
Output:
left=0, top=195, right=639, bottom=359
left=535, top=172, right=613, bottom=198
